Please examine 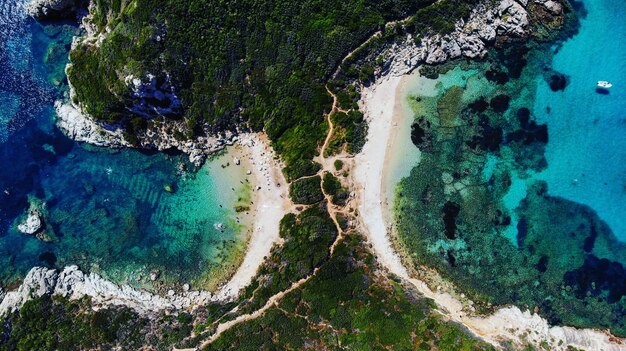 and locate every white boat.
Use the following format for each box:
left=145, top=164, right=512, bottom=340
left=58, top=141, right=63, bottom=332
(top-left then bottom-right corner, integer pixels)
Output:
left=597, top=81, right=613, bottom=88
